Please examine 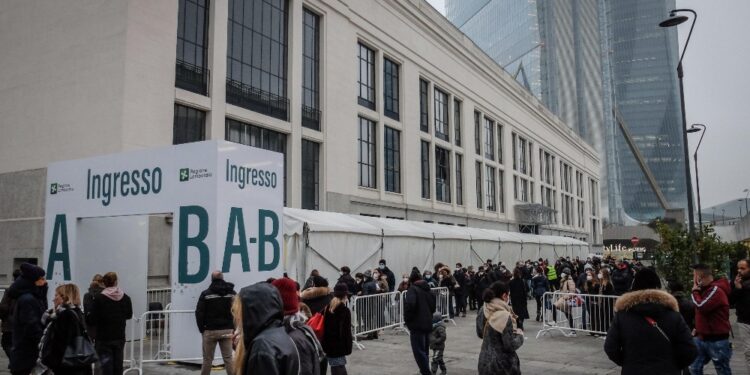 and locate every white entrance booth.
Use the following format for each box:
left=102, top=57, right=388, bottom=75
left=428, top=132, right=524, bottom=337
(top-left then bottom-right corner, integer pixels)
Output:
left=42, top=140, right=284, bottom=359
